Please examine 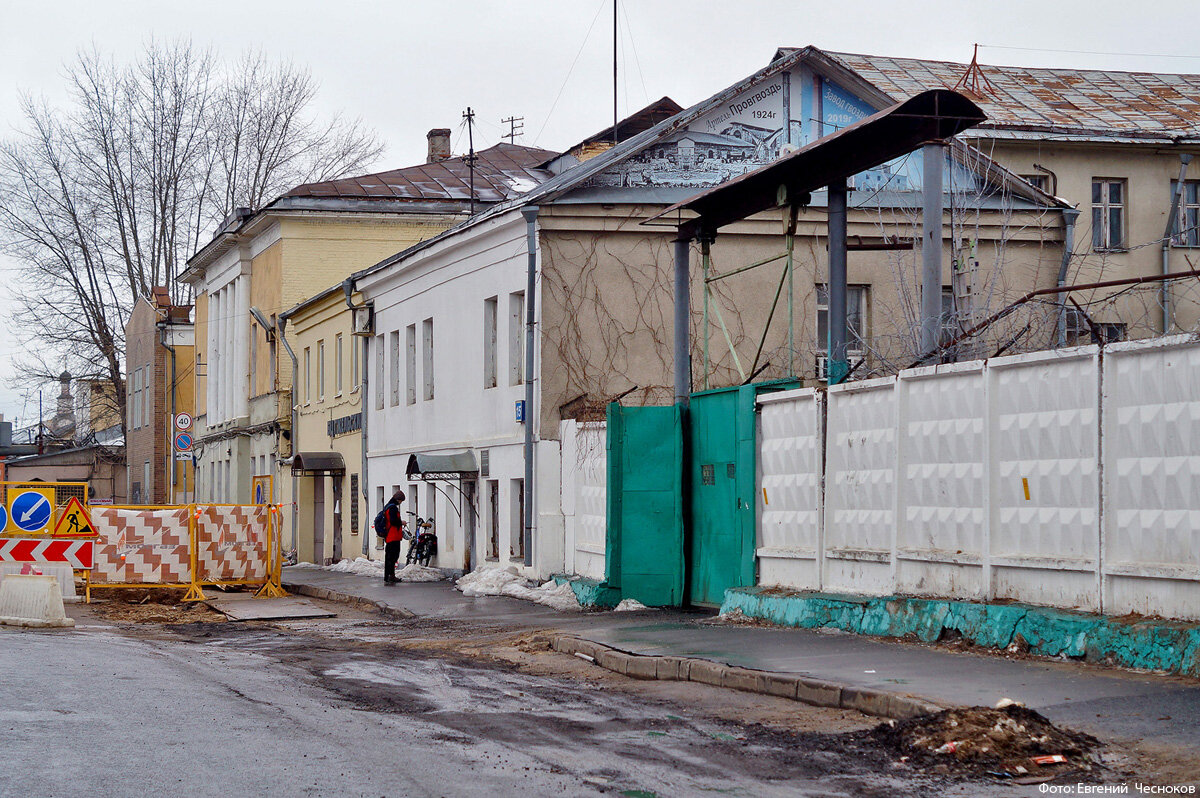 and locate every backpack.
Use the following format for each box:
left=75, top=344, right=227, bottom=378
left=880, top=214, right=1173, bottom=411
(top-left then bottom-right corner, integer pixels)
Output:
left=373, top=505, right=391, bottom=539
